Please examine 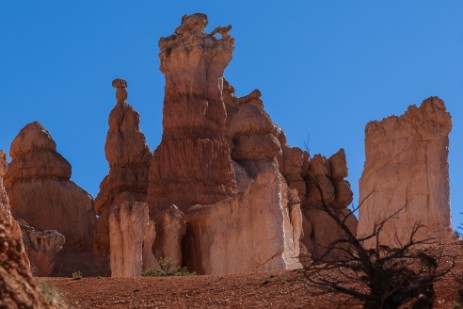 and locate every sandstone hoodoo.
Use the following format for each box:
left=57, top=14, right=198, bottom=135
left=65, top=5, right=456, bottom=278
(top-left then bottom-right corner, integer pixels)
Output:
left=147, top=13, right=238, bottom=214
left=358, top=97, right=453, bottom=247
left=4, top=121, right=96, bottom=275
left=94, top=78, right=152, bottom=267
left=0, top=150, right=49, bottom=308
left=142, top=13, right=356, bottom=274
